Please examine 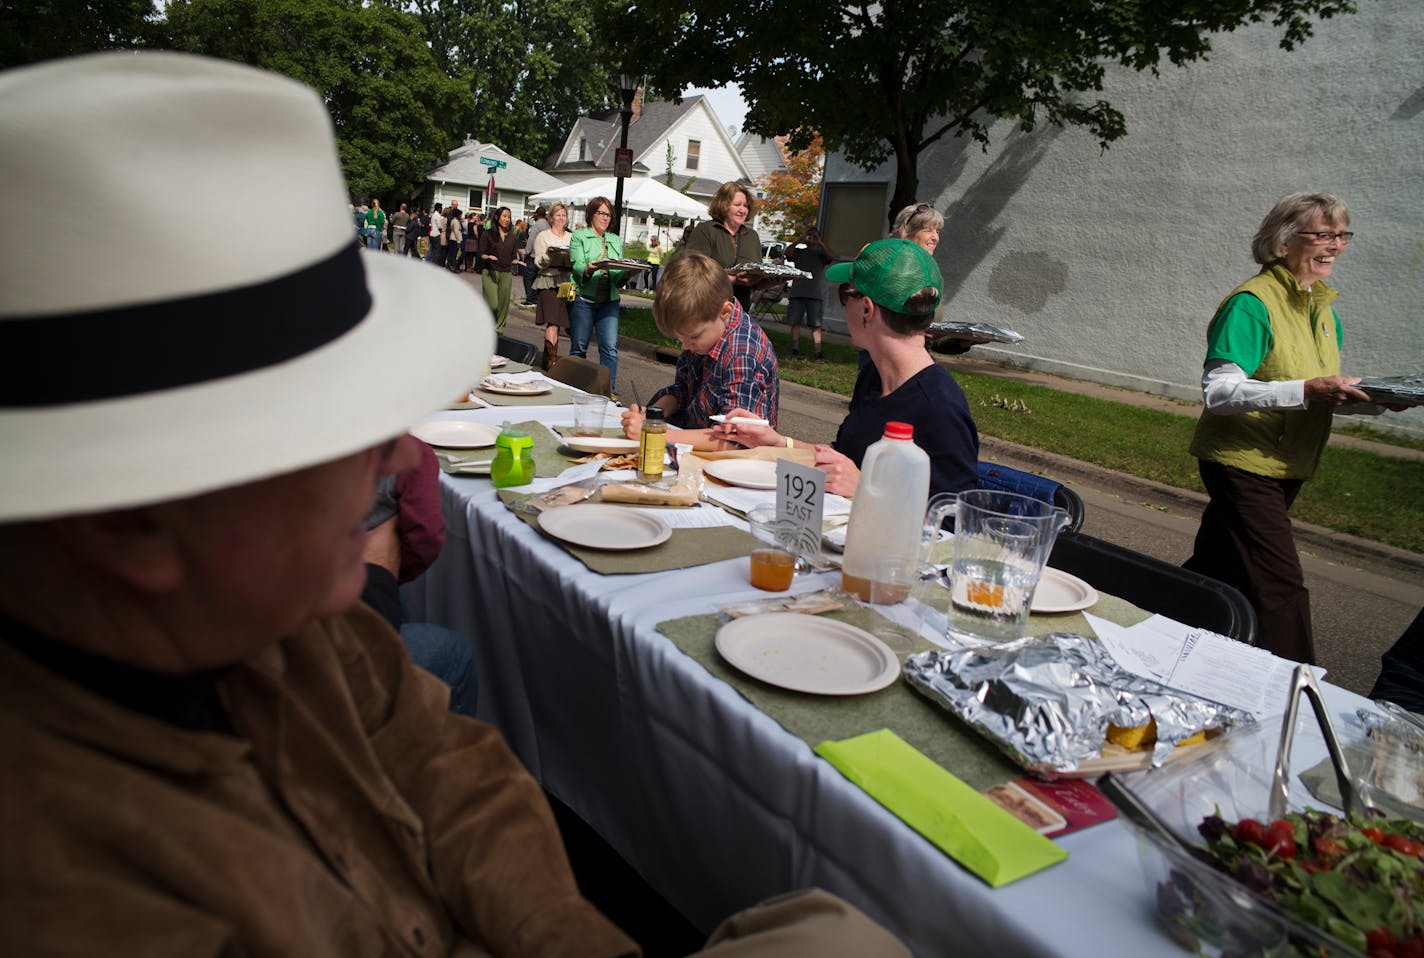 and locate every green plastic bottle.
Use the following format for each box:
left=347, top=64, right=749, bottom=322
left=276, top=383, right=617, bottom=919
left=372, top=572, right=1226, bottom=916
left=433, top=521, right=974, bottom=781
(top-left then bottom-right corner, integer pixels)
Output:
left=490, top=427, right=535, bottom=488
